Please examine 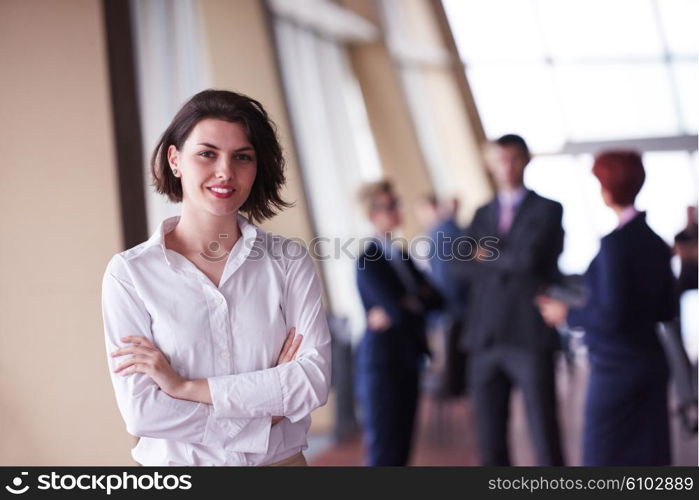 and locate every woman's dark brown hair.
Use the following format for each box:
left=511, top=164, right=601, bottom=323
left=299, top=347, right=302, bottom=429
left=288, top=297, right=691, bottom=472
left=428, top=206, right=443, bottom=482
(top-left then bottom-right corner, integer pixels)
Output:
left=151, top=89, right=292, bottom=222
